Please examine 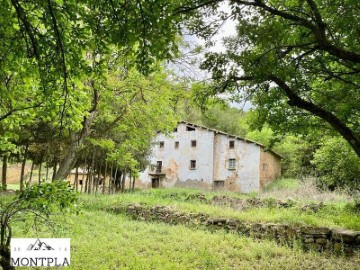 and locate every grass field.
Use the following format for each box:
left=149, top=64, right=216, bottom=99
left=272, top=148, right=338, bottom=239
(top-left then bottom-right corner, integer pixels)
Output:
left=2, top=178, right=360, bottom=269
left=13, top=200, right=360, bottom=270
left=79, top=186, right=360, bottom=230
